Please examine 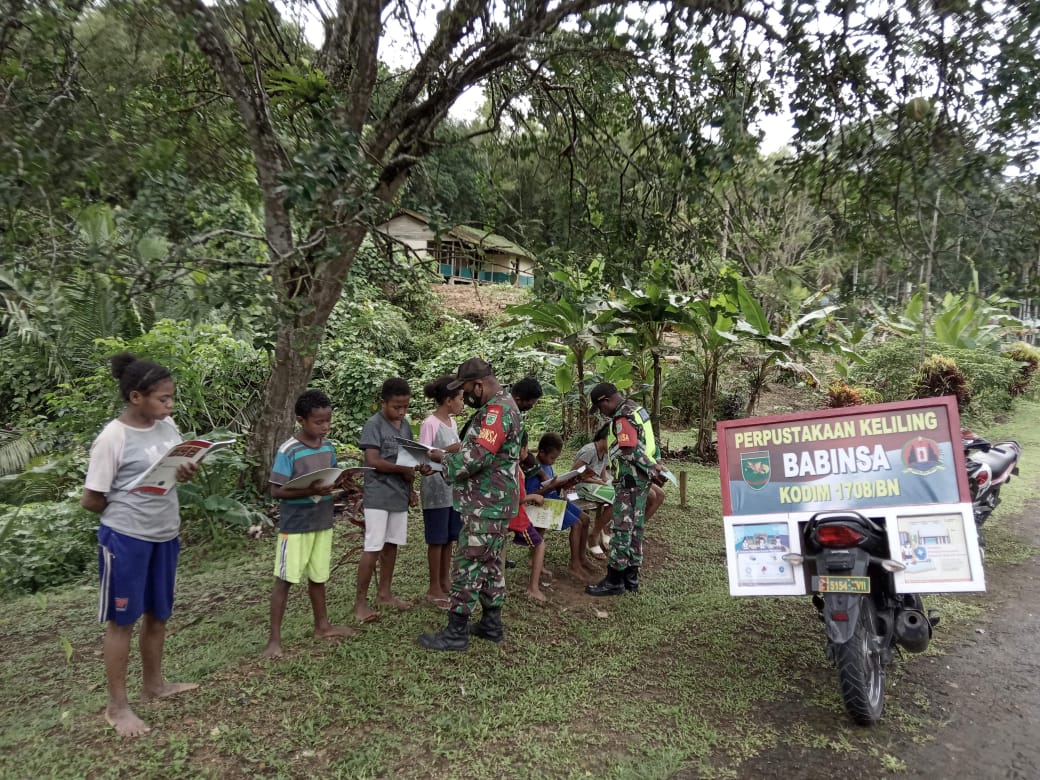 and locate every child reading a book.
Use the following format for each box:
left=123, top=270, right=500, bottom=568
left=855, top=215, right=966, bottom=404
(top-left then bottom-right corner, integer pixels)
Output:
left=508, top=433, right=550, bottom=601
left=573, top=424, right=614, bottom=559
left=264, top=389, right=355, bottom=658
left=81, top=353, right=201, bottom=737
left=356, top=377, right=420, bottom=622
left=526, top=433, right=598, bottom=581
left=419, top=375, right=464, bottom=608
